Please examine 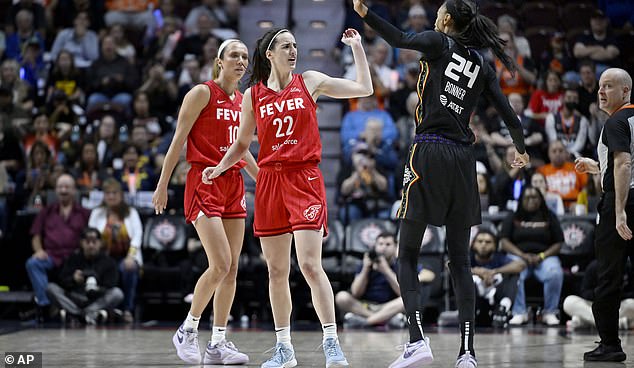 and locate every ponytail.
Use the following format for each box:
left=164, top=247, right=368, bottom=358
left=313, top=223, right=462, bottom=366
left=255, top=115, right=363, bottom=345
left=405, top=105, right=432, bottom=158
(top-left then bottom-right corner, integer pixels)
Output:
left=212, top=57, right=221, bottom=79
left=249, top=28, right=290, bottom=86
left=445, top=0, right=516, bottom=73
